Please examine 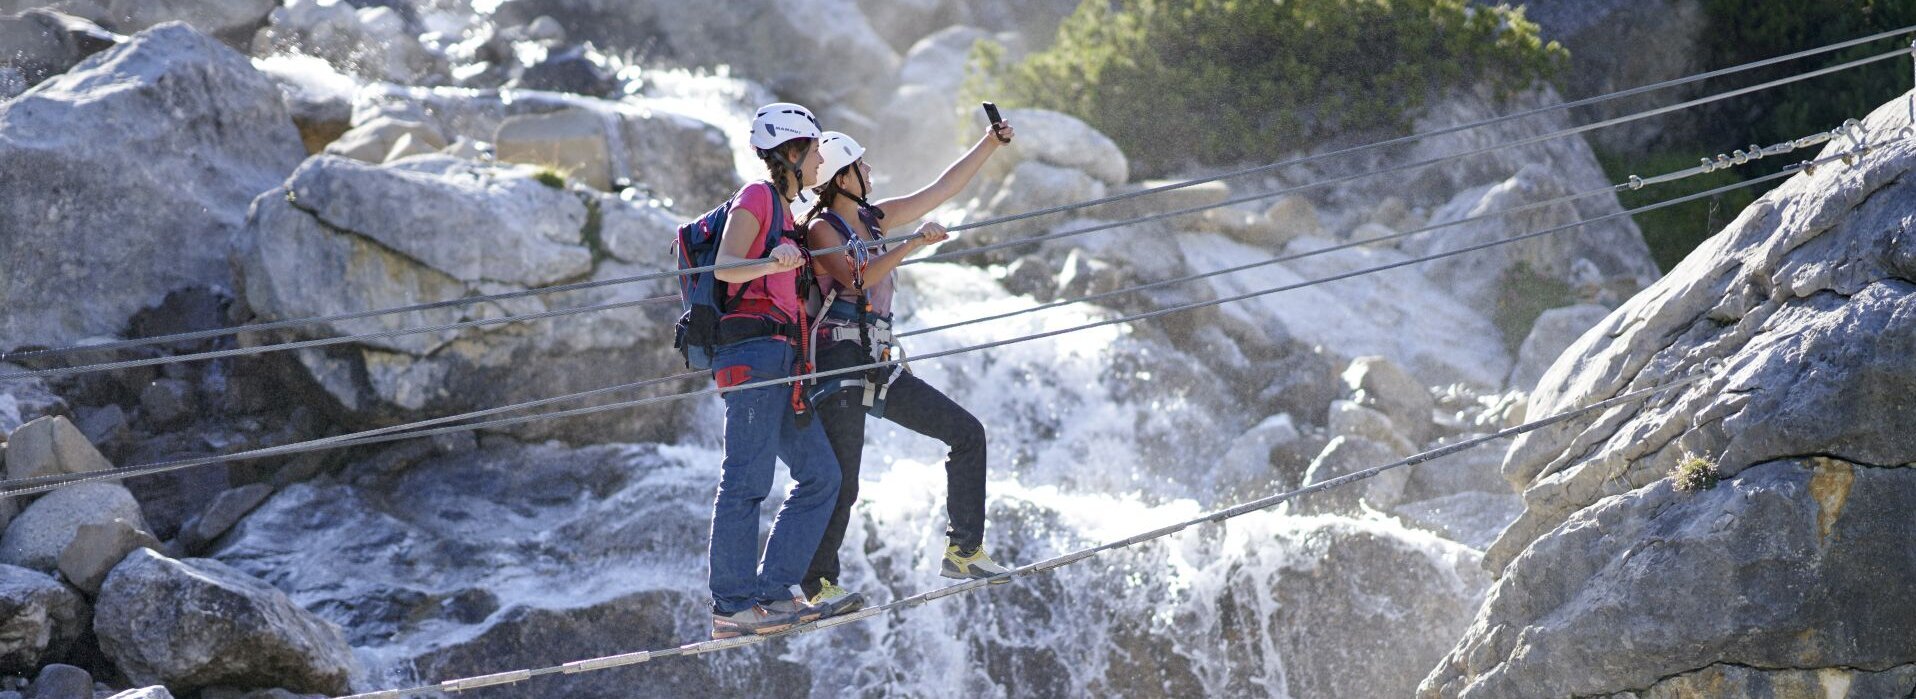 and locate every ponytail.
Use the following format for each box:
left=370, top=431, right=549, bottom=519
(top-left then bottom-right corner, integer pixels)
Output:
left=756, top=139, right=812, bottom=204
